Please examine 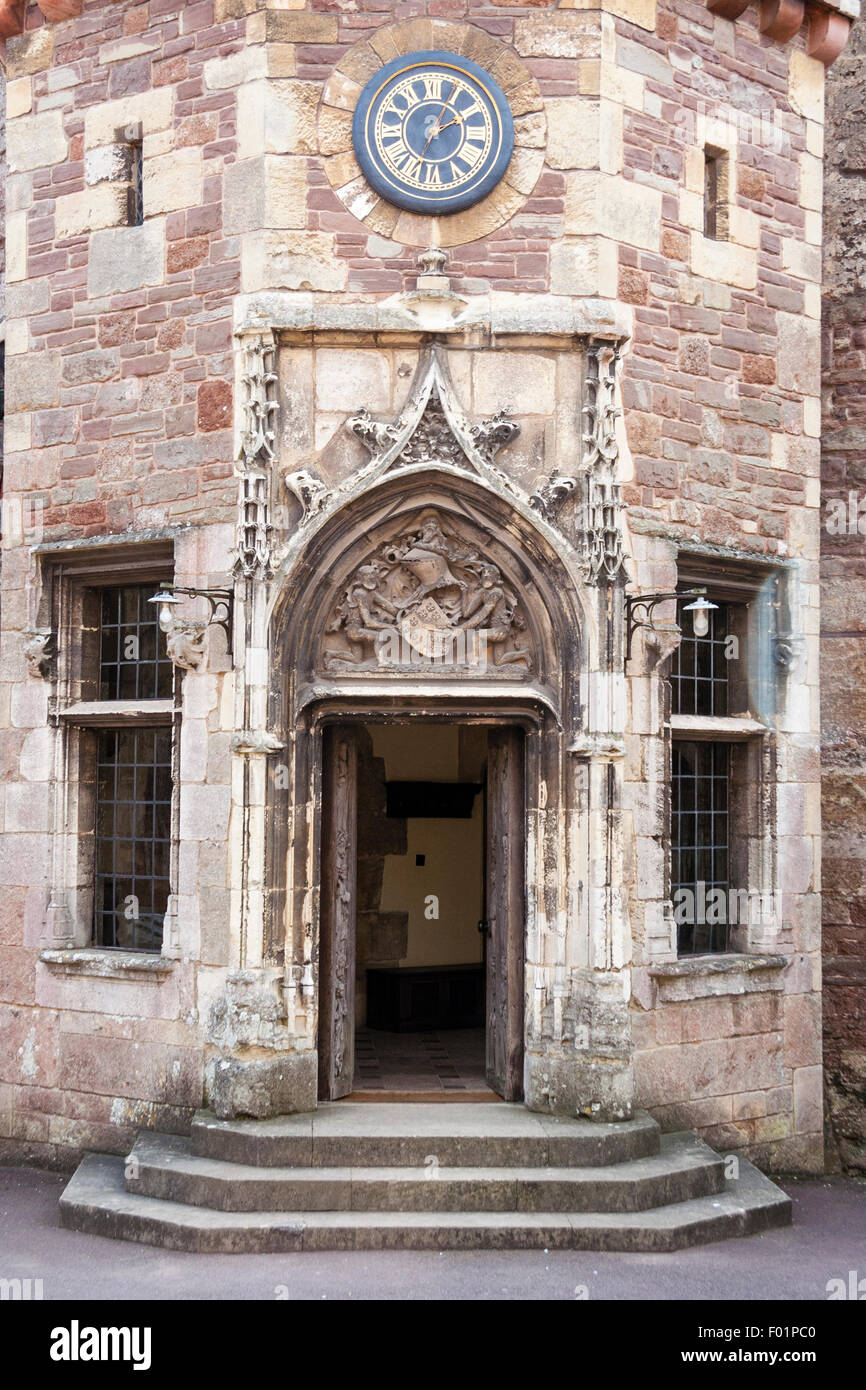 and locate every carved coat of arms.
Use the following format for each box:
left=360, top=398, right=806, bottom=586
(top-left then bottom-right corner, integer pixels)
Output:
left=322, top=514, right=534, bottom=676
